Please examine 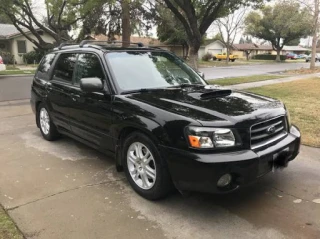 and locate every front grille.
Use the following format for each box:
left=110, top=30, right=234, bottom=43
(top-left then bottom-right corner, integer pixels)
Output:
left=250, top=116, right=287, bottom=149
